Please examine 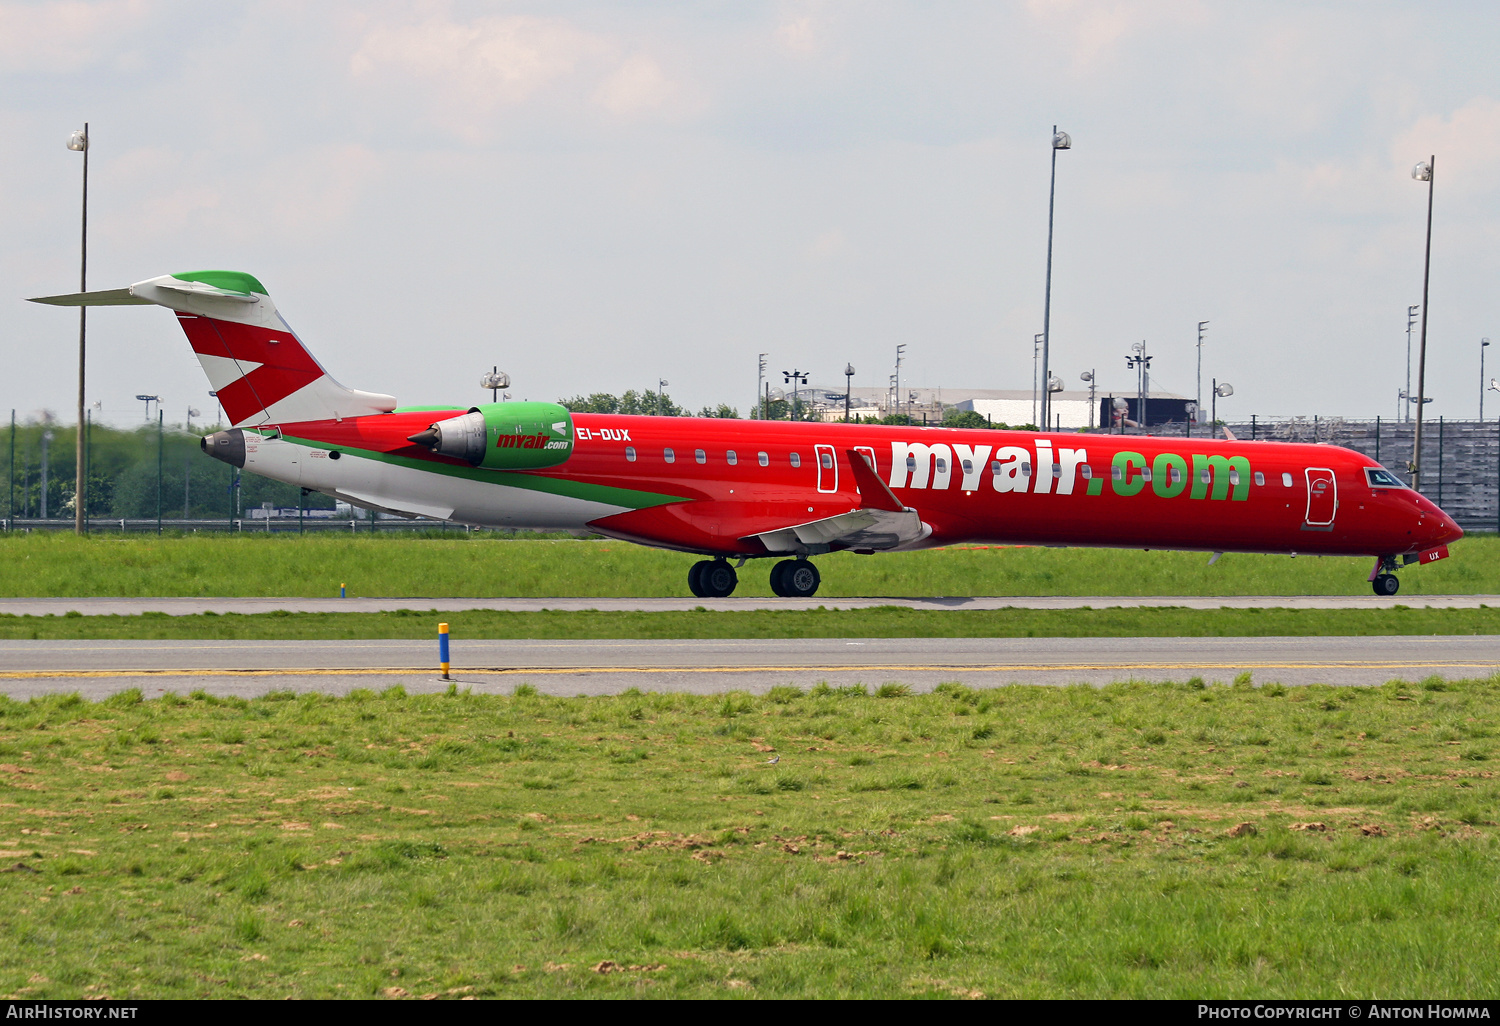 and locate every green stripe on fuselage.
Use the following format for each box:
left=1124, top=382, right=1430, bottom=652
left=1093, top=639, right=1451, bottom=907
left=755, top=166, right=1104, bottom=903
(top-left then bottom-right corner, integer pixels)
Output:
left=266, top=431, right=685, bottom=510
